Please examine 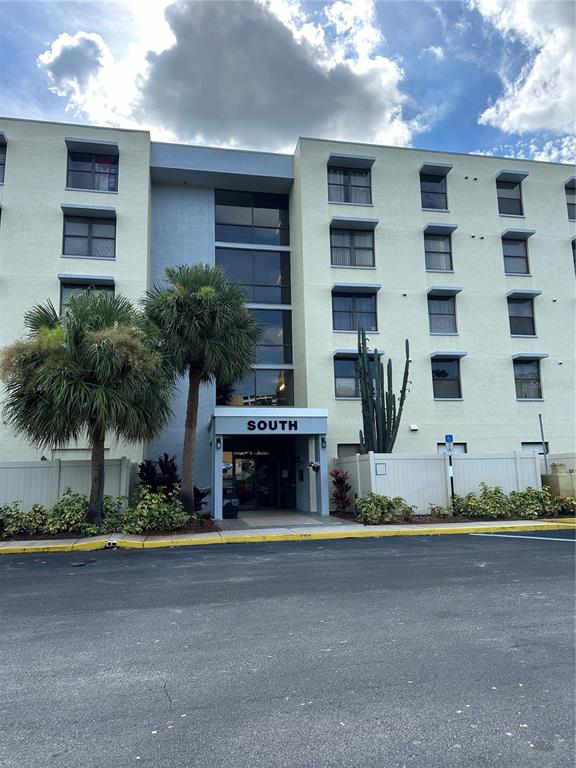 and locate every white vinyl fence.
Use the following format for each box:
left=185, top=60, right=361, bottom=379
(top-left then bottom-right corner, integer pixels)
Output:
left=336, top=451, right=543, bottom=515
left=0, top=458, right=136, bottom=508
